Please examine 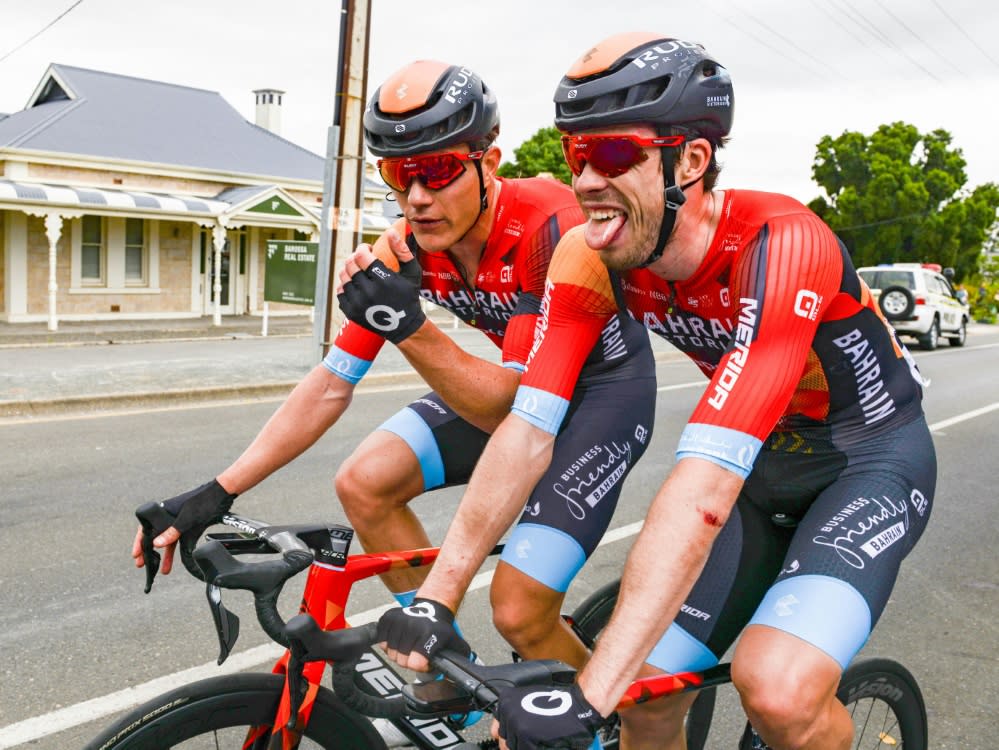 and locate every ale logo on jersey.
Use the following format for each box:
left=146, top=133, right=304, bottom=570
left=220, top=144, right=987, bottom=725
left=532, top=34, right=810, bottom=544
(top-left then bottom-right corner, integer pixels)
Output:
left=794, top=289, right=822, bottom=320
